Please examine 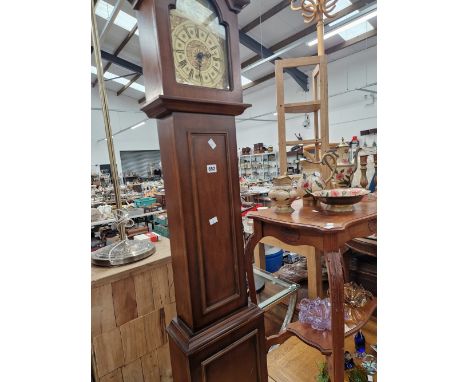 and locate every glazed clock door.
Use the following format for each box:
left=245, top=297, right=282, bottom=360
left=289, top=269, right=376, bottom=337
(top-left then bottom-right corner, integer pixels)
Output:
left=170, top=0, right=230, bottom=90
